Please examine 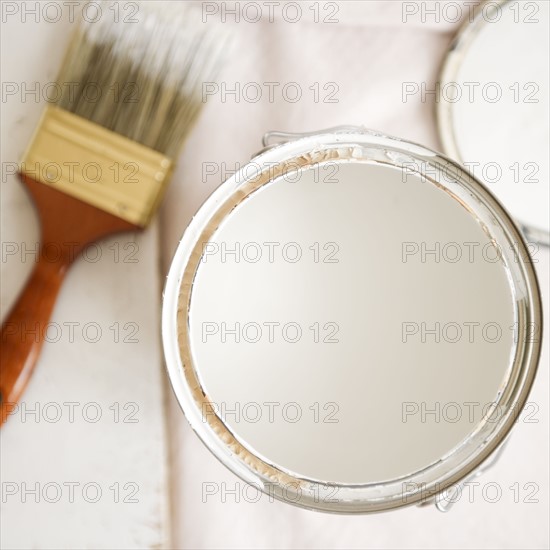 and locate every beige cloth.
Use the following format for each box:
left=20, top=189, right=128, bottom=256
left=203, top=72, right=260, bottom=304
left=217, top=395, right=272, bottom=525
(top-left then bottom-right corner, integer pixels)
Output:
left=161, top=2, right=549, bottom=549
